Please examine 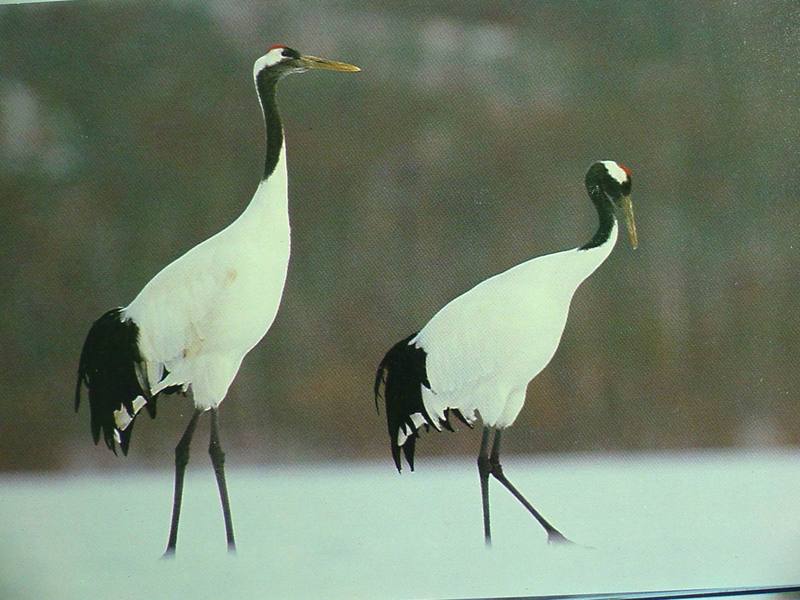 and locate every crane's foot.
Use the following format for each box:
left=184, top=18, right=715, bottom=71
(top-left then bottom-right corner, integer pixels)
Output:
left=546, top=530, right=575, bottom=545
